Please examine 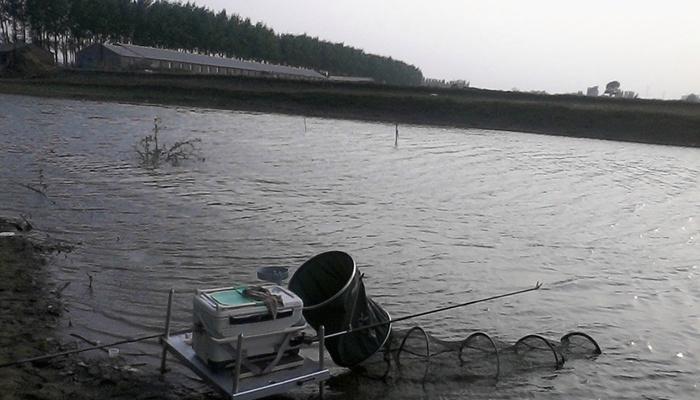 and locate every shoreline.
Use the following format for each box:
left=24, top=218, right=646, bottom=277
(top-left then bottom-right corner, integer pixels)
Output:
left=1, top=70, right=699, bottom=148
left=0, top=218, right=202, bottom=400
